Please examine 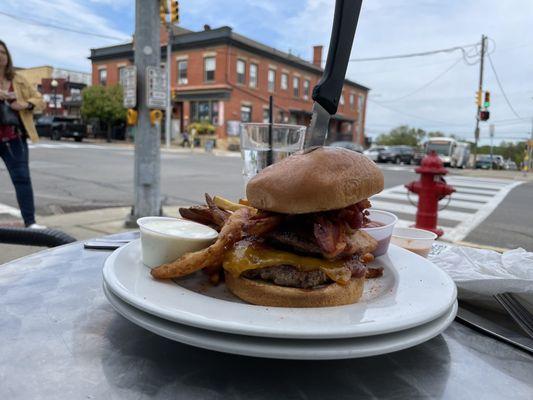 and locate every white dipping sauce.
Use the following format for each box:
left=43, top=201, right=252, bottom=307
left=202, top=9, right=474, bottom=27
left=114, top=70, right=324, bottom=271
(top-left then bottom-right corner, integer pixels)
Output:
left=137, top=217, right=218, bottom=268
